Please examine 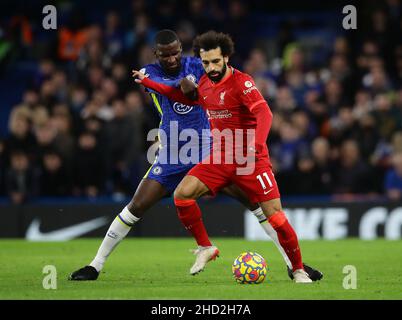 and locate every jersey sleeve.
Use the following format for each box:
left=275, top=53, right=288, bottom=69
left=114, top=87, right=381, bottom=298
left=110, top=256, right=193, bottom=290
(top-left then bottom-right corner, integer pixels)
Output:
left=236, top=73, right=272, bottom=155
left=236, top=74, right=266, bottom=111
